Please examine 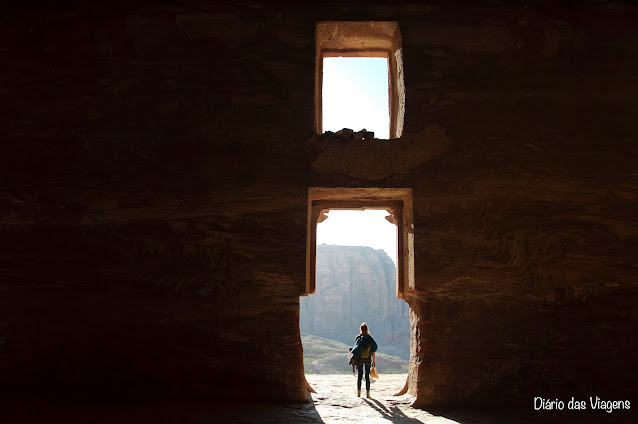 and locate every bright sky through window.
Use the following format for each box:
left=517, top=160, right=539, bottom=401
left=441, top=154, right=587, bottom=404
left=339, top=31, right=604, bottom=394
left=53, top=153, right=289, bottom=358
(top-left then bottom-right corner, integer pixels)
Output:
left=316, top=209, right=397, bottom=266
left=322, top=57, right=390, bottom=139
